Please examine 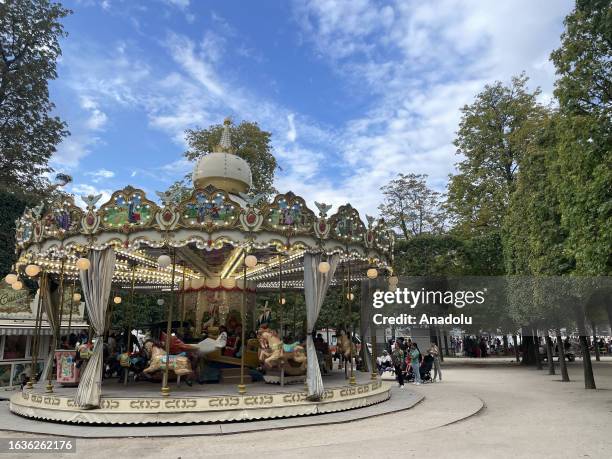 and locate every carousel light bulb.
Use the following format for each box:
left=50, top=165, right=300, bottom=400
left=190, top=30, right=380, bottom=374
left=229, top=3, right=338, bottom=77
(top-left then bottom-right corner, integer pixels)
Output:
left=244, top=255, right=258, bottom=268
left=72, top=292, right=81, bottom=302
left=12, top=280, right=23, bottom=290
left=318, top=261, right=331, bottom=273
left=222, top=277, right=236, bottom=289
left=157, top=298, right=165, bottom=306
left=76, top=258, right=90, bottom=270
left=113, top=296, right=122, bottom=304
left=157, top=254, right=171, bottom=268
left=366, top=268, right=378, bottom=279
left=279, top=297, right=286, bottom=305
left=25, top=264, right=40, bottom=277
left=4, top=273, right=17, bottom=285
left=347, top=292, right=354, bottom=301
